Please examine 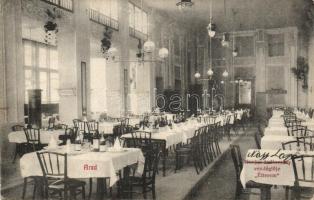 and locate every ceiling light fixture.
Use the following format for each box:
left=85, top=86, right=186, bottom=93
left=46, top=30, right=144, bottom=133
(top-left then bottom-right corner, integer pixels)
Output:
left=207, top=0, right=216, bottom=38
left=176, top=0, right=194, bottom=11
left=222, top=69, right=229, bottom=78
left=159, top=31, right=169, bottom=59
left=221, top=33, right=230, bottom=47
left=143, top=39, right=155, bottom=53
left=158, top=47, right=169, bottom=58
left=194, top=71, right=201, bottom=78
